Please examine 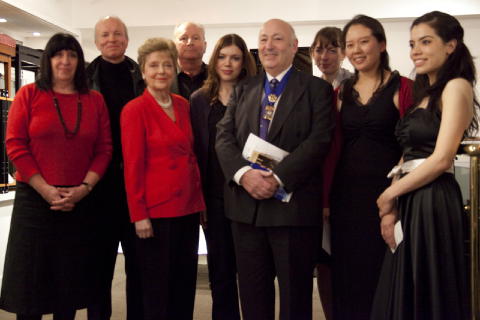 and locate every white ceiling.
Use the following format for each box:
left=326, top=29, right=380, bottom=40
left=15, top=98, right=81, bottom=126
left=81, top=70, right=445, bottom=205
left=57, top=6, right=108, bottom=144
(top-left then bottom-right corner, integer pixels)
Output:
left=0, top=1, right=70, bottom=43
